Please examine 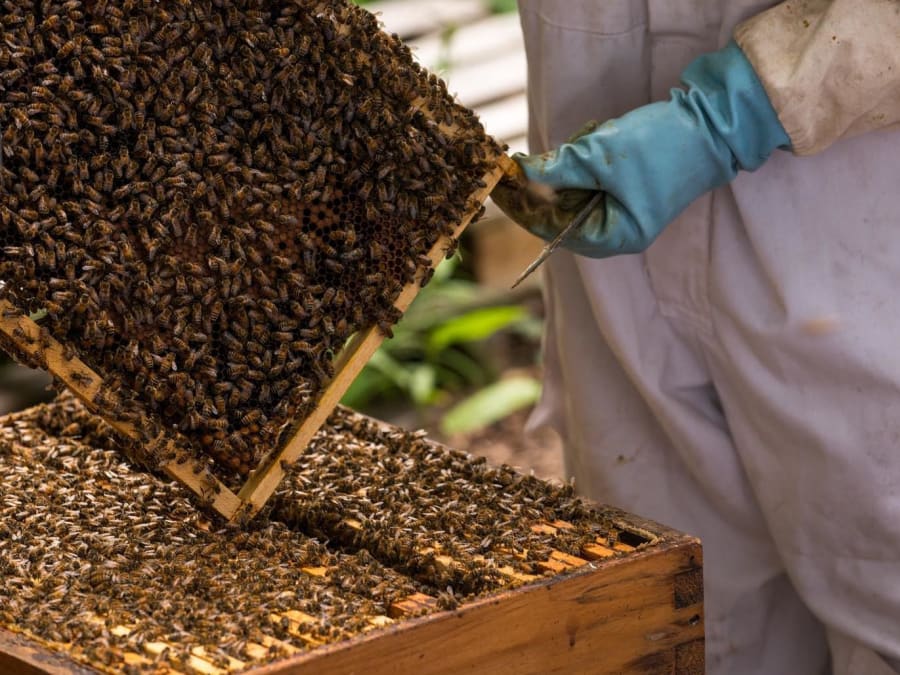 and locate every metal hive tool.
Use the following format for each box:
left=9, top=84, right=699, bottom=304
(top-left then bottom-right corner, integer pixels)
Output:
left=0, top=0, right=512, bottom=520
